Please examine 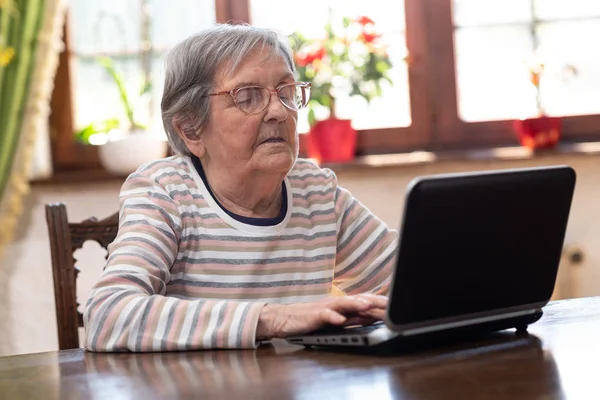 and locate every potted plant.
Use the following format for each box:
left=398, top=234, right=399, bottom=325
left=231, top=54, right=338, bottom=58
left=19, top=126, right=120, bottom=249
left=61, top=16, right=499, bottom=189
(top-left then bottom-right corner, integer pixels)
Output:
left=75, top=56, right=167, bottom=175
left=513, top=55, right=577, bottom=150
left=290, top=15, right=393, bottom=163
